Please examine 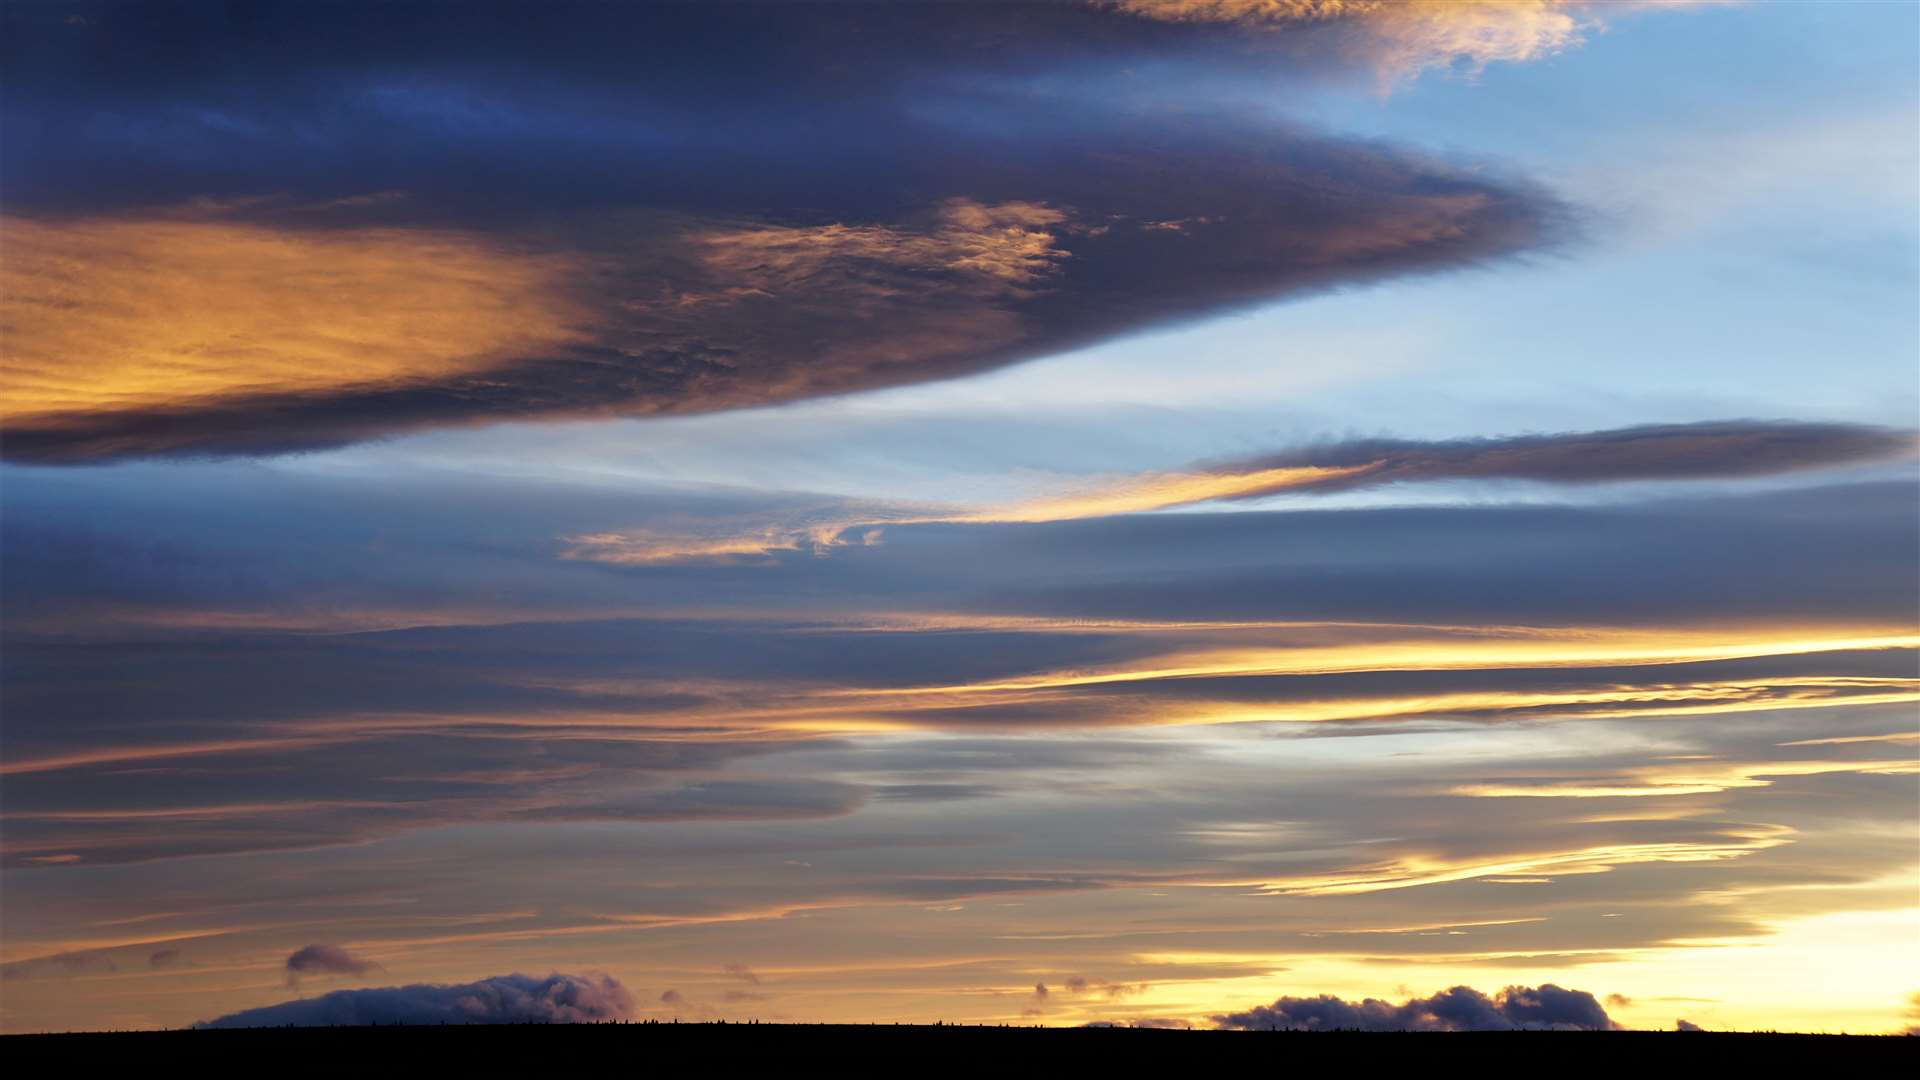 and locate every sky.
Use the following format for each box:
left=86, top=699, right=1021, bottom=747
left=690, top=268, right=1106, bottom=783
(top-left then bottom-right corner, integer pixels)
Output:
left=1, top=0, right=1916, bottom=1035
